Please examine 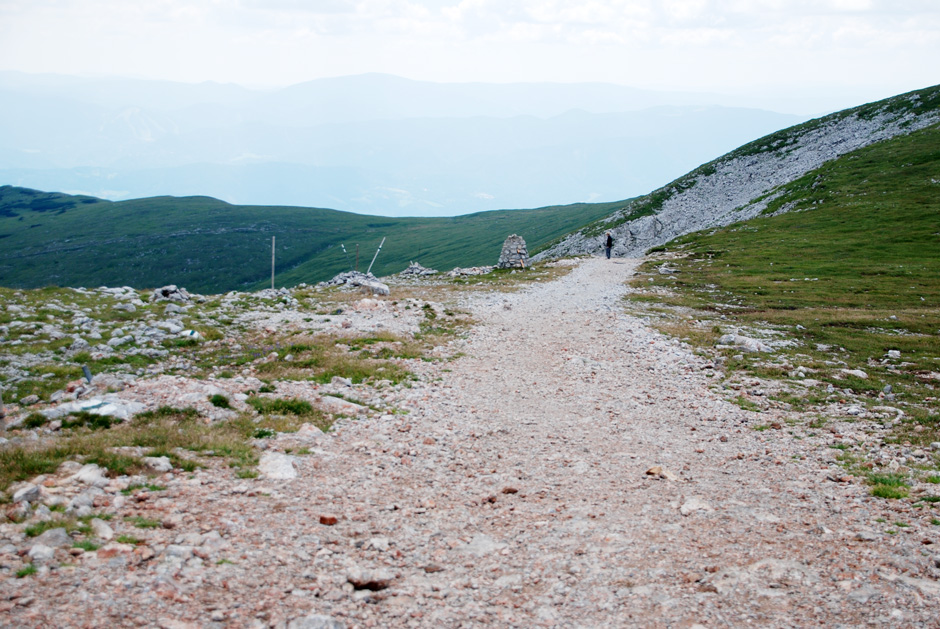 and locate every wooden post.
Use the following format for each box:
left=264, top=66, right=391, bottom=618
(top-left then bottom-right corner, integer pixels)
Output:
left=271, top=236, right=275, bottom=290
